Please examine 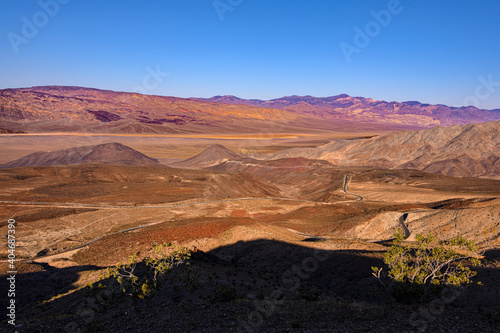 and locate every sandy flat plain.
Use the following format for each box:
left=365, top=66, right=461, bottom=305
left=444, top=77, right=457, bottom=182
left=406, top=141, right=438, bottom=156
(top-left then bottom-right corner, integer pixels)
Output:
left=0, top=131, right=382, bottom=163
